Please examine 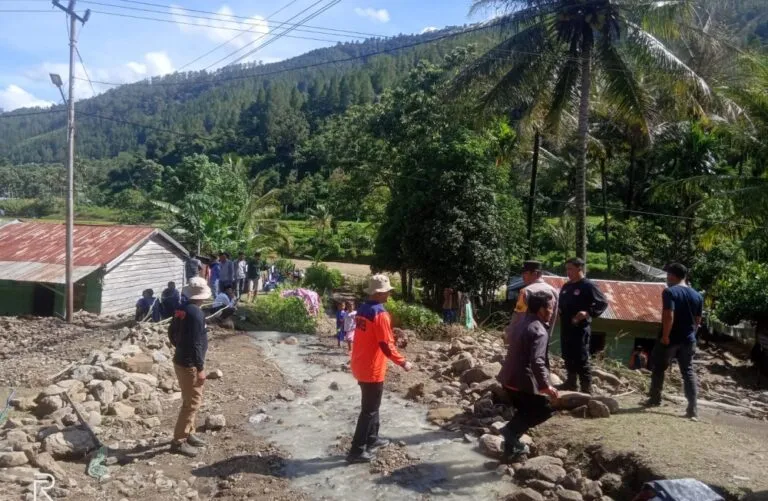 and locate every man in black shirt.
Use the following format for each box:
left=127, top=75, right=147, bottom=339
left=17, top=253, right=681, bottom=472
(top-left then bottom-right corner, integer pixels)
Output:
left=168, top=276, right=210, bottom=457
left=644, top=263, right=703, bottom=419
left=557, top=258, right=609, bottom=394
